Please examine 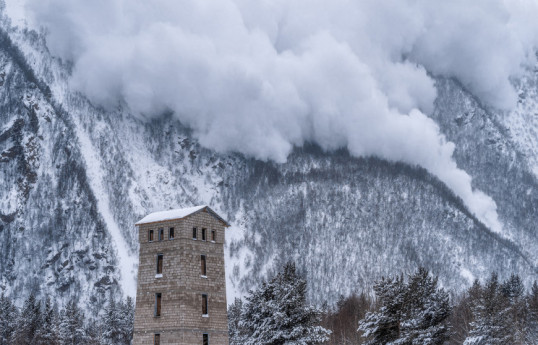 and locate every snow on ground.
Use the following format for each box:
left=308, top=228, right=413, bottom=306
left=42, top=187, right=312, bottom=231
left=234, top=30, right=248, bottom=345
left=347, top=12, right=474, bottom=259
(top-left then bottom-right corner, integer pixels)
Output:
left=71, top=116, right=137, bottom=297
left=0, top=117, right=15, bottom=133
left=460, top=267, right=475, bottom=284
left=115, top=116, right=180, bottom=217
left=0, top=187, right=17, bottom=214
left=504, top=68, right=538, bottom=178
left=225, top=201, right=256, bottom=303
